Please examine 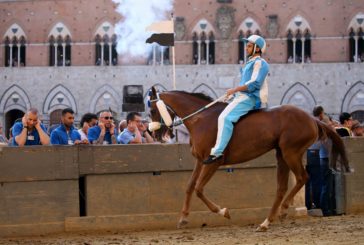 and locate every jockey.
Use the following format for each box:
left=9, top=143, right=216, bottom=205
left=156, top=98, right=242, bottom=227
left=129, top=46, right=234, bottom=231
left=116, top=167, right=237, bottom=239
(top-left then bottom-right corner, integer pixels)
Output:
left=204, top=34, right=270, bottom=164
